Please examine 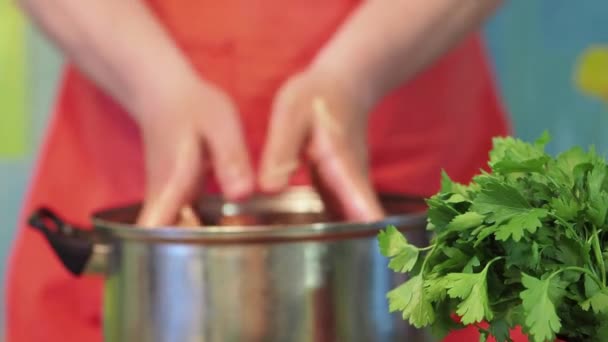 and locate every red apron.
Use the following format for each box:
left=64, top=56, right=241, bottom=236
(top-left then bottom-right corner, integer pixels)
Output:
left=6, top=1, right=521, bottom=341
